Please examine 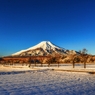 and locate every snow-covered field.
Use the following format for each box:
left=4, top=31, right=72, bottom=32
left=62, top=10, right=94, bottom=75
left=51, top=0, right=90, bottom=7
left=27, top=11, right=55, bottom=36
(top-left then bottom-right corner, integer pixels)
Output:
left=0, top=66, right=95, bottom=95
